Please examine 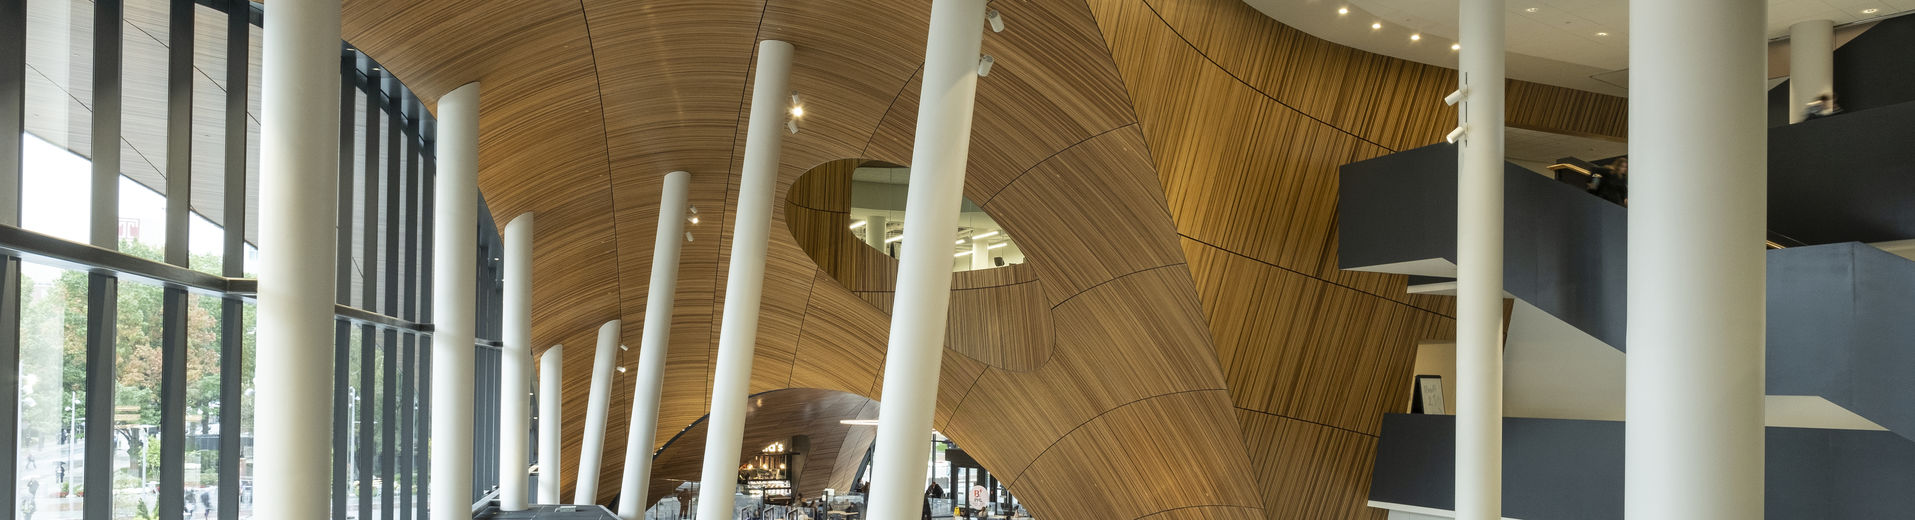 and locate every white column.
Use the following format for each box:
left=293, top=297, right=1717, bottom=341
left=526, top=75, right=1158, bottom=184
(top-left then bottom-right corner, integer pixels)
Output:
left=694, top=39, right=792, bottom=520
left=1454, top=1, right=1505, bottom=519
left=865, top=215, right=888, bottom=250
left=867, top=2, right=987, bottom=518
left=576, top=319, right=623, bottom=504
left=537, top=345, right=564, bottom=504
left=254, top=0, right=340, bottom=515
left=1627, top=0, right=1767, bottom=519
left=500, top=212, right=535, bottom=510
left=1788, top=19, right=1834, bottom=124
left=429, top=81, right=481, bottom=520
left=616, top=170, right=693, bottom=519
left=970, top=240, right=991, bottom=270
